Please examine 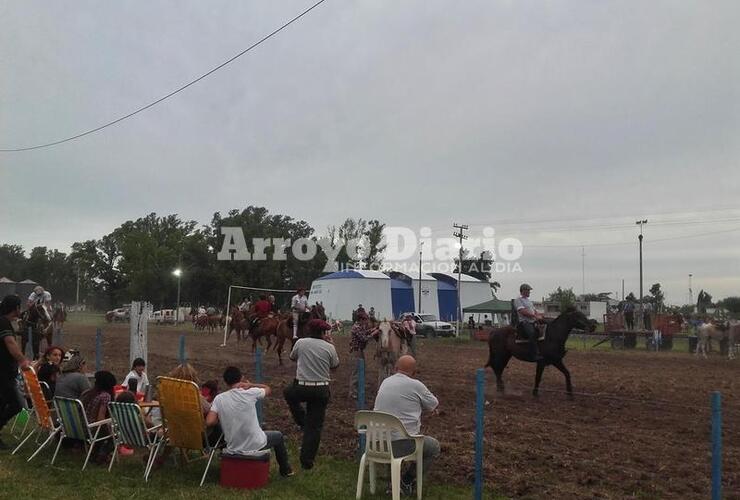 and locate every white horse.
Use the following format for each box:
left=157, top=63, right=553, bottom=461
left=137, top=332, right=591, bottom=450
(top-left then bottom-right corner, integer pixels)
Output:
left=373, top=320, right=409, bottom=386
left=696, top=320, right=738, bottom=360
